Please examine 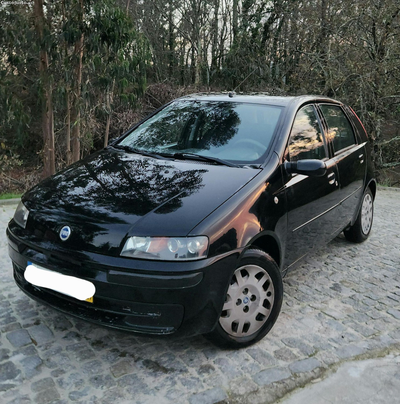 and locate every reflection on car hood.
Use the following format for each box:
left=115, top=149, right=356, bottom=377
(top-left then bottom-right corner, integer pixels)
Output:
left=23, top=149, right=260, bottom=256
